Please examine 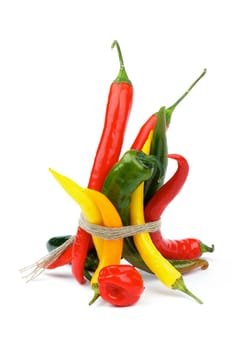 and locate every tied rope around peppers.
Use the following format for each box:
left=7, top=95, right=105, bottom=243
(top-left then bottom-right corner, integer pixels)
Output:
left=78, top=213, right=161, bottom=240
left=20, top=215, right=161, bottom=281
